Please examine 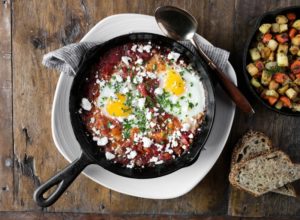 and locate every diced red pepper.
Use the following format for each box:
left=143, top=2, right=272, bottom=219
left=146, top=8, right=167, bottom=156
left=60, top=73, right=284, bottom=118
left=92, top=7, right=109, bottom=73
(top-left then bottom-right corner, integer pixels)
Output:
left=262, top=33, right=273, bottom=43
left=267, top=96, right=278, bottom=106
left=275, top=33, right=289, bottom=43
left=287, top=12, right=296, bottom=21
left=289, top=28, right=297, bottom=39
left=280, top=96, right=292, bottom=108
left=273, top=72, right=288, bottom=84
left=291, top=60, right=300, bottom=74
